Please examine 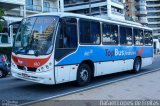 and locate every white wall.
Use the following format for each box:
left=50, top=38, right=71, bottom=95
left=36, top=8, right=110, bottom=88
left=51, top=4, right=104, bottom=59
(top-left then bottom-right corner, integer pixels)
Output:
left=0, top=0, right=25, bottom=5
